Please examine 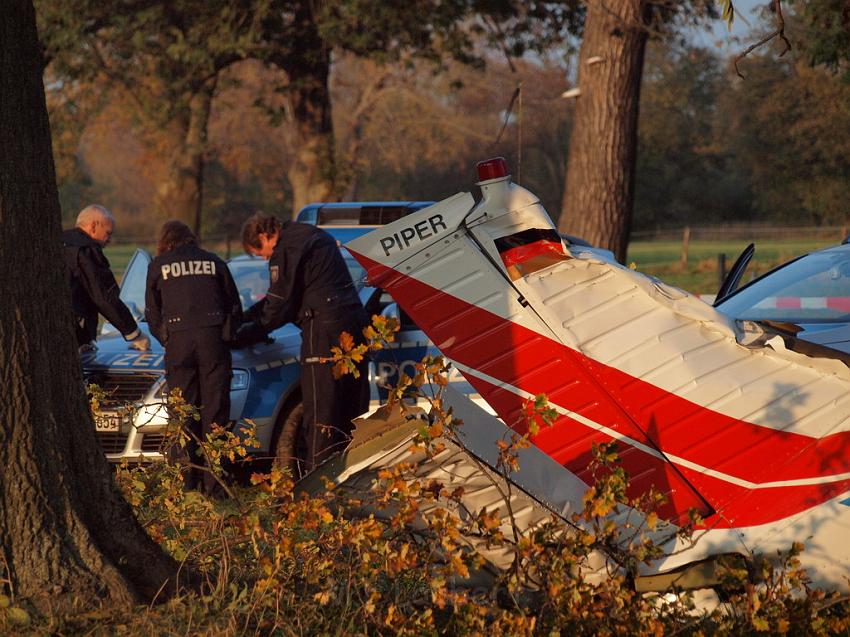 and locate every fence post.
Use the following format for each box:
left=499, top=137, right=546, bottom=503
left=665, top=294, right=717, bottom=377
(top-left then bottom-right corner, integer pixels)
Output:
left=841, top=225, right=847, bottom=243
left=680, top=227, right=690, bottom=269
left=225, top=233, right=231, bottom=260
left=718, top=253, right=727, bottom=287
